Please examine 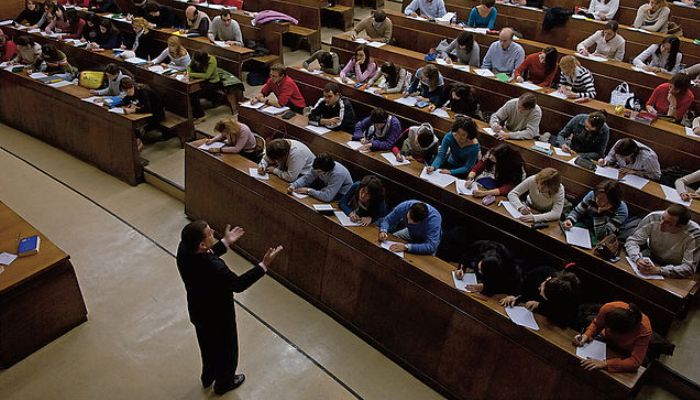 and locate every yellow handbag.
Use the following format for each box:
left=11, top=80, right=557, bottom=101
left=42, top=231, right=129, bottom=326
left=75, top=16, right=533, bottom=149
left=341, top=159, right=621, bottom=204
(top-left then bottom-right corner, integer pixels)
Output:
left=78, top=71, right=105, bottom=89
